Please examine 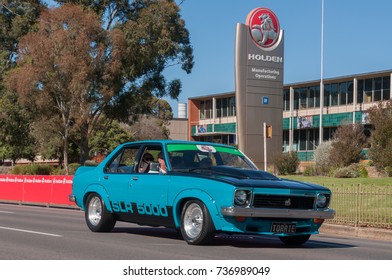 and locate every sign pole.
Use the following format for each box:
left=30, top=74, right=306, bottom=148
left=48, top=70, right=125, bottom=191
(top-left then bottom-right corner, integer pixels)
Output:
left=263, top=122, right=267, bottom=171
